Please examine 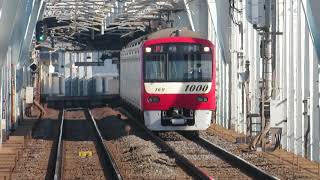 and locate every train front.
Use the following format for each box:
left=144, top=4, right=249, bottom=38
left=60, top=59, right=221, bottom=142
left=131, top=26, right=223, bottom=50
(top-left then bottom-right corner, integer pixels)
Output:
left=142, top=37, right=216, bottom=131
